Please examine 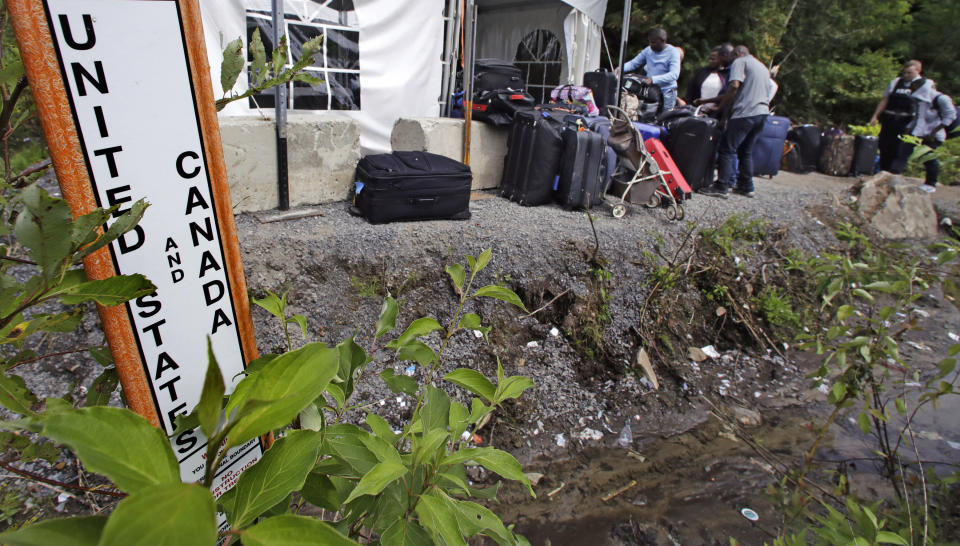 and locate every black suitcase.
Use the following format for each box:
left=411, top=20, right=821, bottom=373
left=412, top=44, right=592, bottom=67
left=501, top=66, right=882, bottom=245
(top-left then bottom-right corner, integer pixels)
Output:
left=556, top=128, right=606, bottom=210
left=501, top=110, right=563, bottom=206
left=752, top=116, right=790, bottom=177
left=787, top=125, right=821, bottom=173
left=585, top=115, right=618, bottom=189
left=664, top=115, right=720, bottom=191
left=472, top=89, right=536, bottom=126
left=583, top=69, right=618, bottom=114
left=852, top=135, right=879, bottom=175
left=474, top=59, right=525, bottom=93
left=354, top=151, right=472, bottom=224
